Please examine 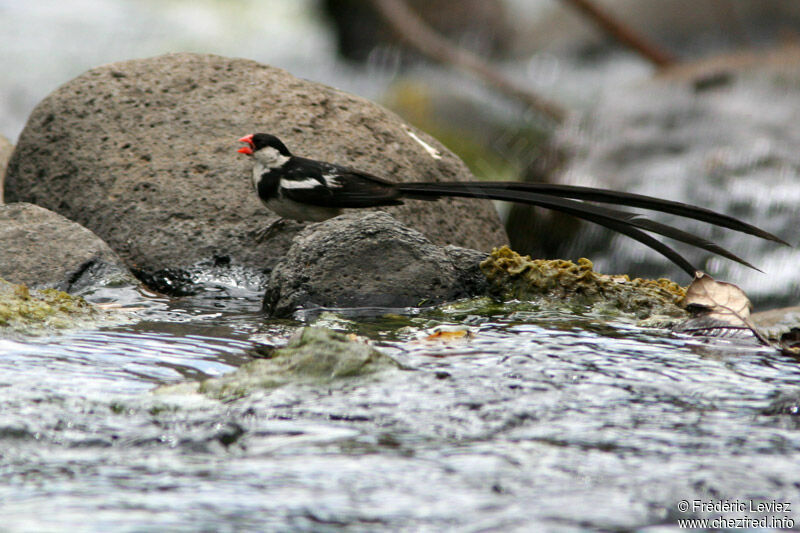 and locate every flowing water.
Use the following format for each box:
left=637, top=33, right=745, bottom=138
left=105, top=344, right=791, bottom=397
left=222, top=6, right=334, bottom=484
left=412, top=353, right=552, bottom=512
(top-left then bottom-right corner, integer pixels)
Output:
left=3, top=1, right=800, bottom=530
left=1, top=285, right=799, bottom=531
